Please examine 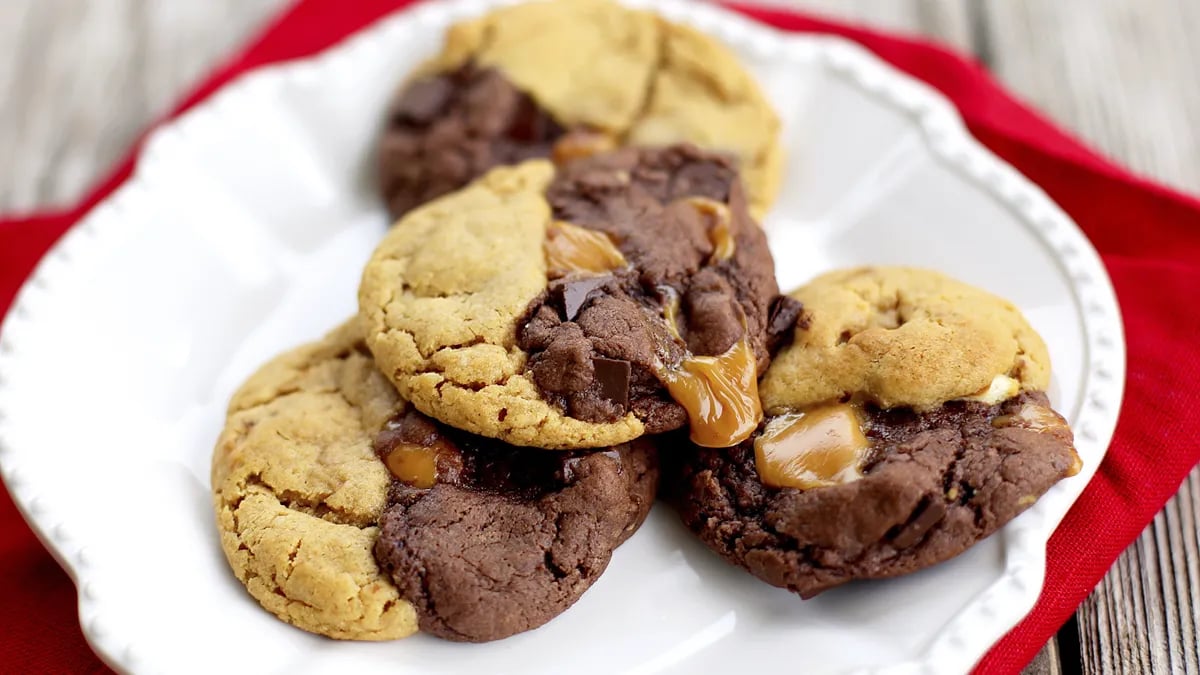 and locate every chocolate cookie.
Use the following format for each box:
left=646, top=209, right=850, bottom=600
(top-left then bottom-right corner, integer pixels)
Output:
left=373, top=410, right=657, bottom=642
left=666, top=267, right=1080, bottom=597
left=213, top=322, right=658, bottom=641
left=359, top=149, right=801, bottom=449
left=378, top=0, right=782, bottom=219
